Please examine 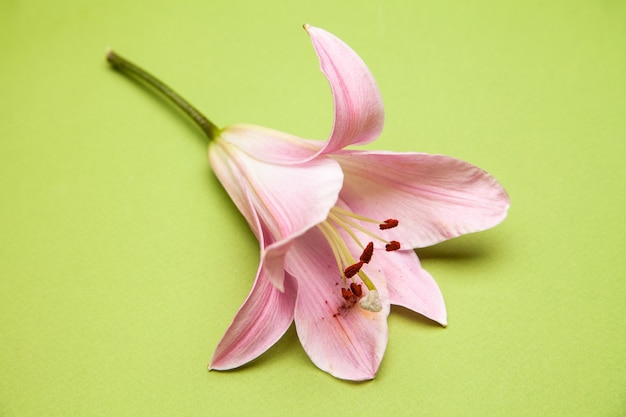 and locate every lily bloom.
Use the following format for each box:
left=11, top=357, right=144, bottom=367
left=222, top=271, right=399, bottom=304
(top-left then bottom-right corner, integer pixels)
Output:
left=107, top=25, right=508, bottom=380
left=206, top=25, right=510, bottom=380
